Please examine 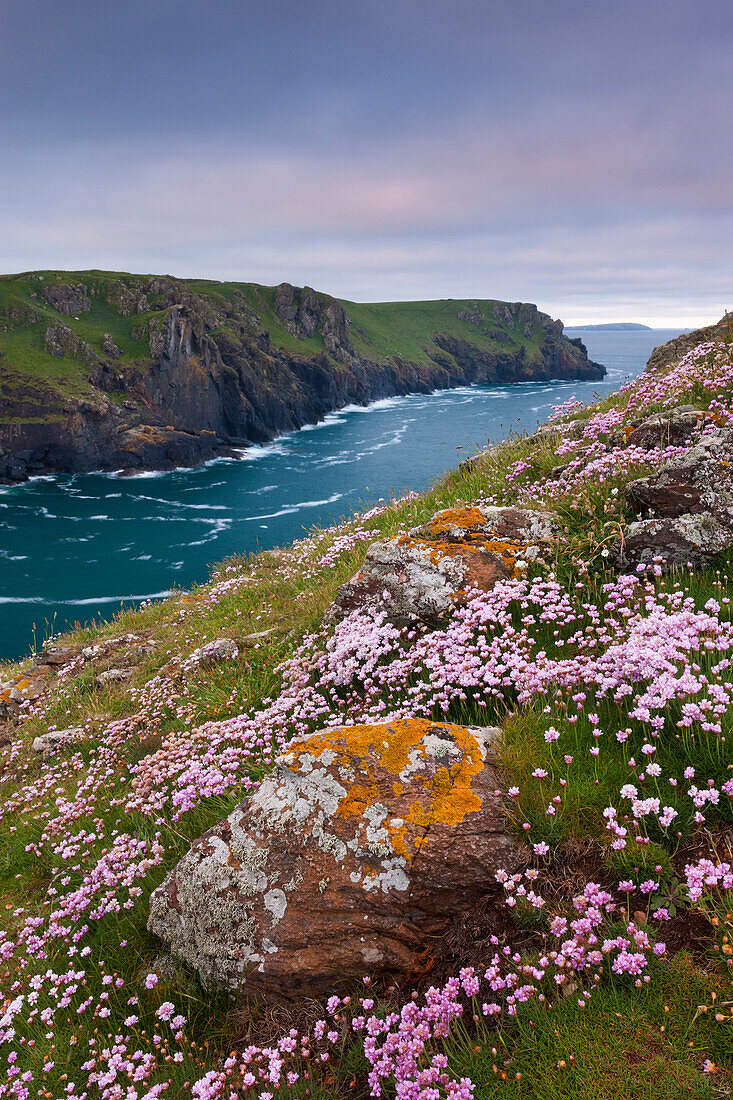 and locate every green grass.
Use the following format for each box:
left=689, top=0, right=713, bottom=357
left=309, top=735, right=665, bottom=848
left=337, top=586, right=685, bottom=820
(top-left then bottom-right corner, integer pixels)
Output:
left=448, top=954, right=731, bottom=1098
